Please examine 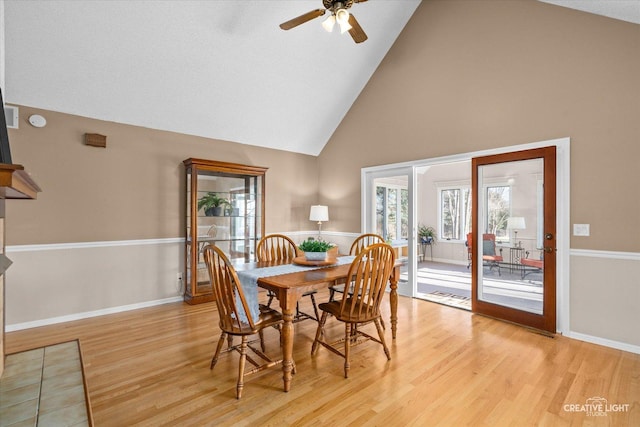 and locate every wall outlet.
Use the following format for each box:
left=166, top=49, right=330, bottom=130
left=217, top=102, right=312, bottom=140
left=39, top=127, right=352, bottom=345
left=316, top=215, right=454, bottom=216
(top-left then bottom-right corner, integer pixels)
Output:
left=573, top=224, right=590, bottom=236
left=176, top=272, right=184, bottom=295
